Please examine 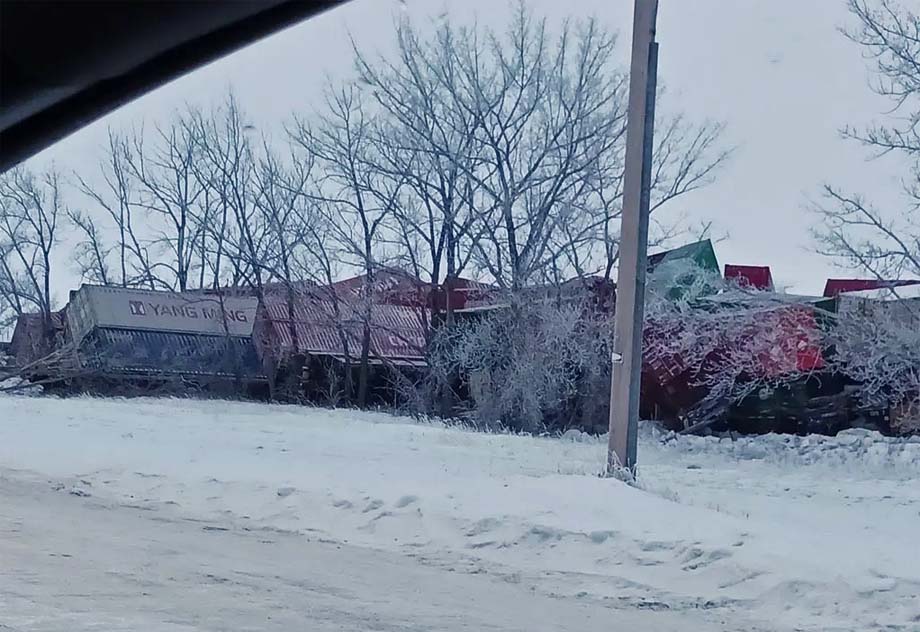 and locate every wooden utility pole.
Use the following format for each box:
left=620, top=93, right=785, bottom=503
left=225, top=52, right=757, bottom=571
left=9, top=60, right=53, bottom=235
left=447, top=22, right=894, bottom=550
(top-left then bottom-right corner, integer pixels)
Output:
left=607, top=0, right=659, bottom=476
